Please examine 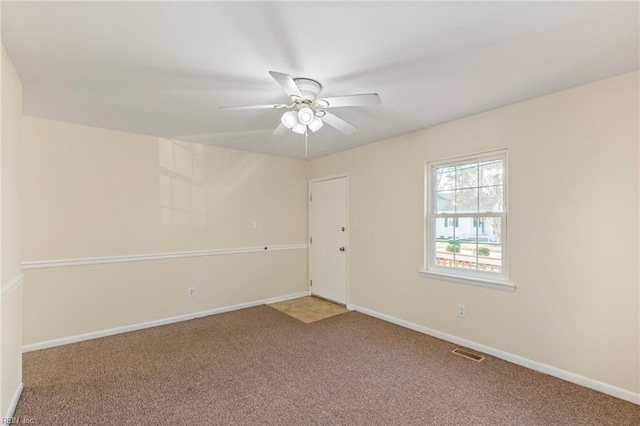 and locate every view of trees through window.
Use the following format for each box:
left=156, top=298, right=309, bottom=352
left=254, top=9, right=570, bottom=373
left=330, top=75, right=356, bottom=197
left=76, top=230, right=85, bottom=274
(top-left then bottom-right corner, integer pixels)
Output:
left=432, top=157, right=505, bottom=274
